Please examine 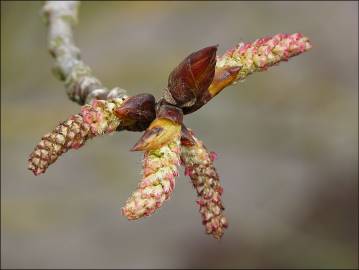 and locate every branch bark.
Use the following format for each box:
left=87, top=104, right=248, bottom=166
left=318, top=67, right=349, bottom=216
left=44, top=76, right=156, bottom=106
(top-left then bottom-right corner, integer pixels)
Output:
left=42, top=1, right=127, bottom=105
